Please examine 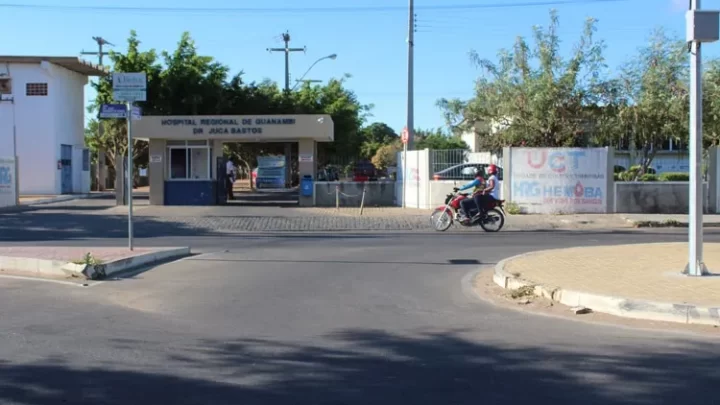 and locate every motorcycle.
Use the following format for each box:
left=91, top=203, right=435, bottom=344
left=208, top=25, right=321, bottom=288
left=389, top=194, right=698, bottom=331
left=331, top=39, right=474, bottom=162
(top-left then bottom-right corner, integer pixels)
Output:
left=430, top=190, right=506, bottom=232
